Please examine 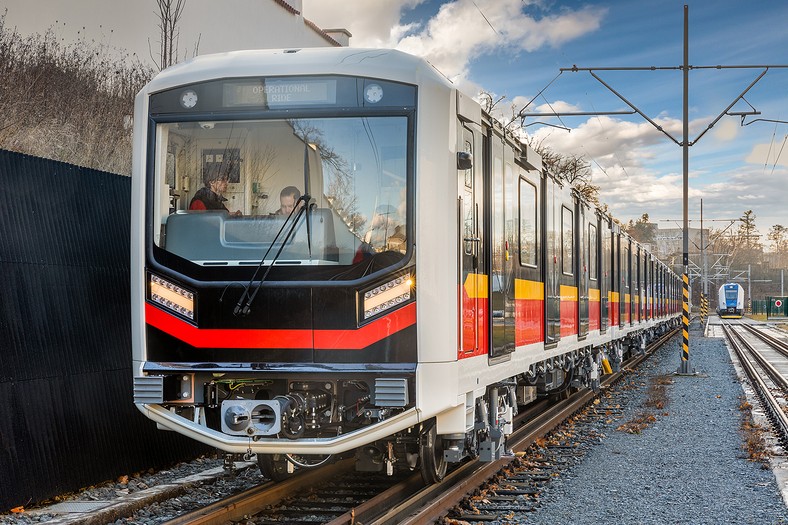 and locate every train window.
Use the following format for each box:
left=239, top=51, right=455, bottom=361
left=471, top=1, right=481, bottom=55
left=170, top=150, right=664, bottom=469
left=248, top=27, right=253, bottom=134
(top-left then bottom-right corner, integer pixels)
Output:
left=562, top=206, right=573, bottom=275
left=463, top=140, right=473, bottom=189
left=623, top=245, right=629, bottom=286
left=518, top=178, right=537, bottom=267
left=588, top=223, right=597, bottom=280
left=152, top=116, right=409, bottom=270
